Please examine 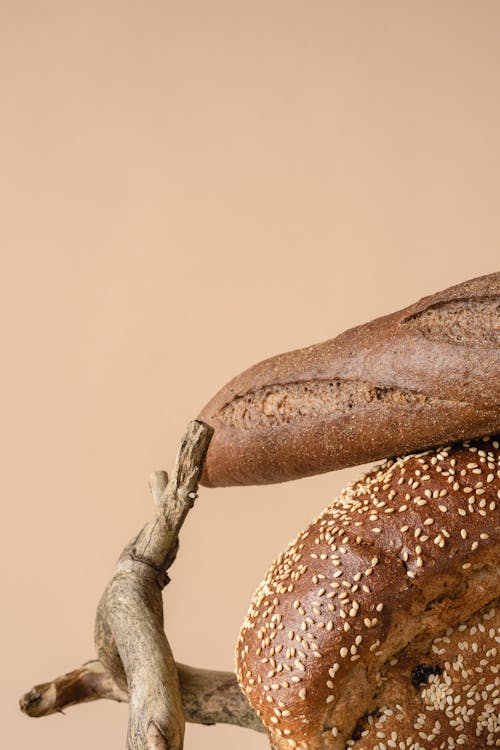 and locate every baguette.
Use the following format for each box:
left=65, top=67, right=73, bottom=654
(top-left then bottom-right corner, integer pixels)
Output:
left=197, top=272, right=500, bottom=487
